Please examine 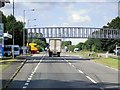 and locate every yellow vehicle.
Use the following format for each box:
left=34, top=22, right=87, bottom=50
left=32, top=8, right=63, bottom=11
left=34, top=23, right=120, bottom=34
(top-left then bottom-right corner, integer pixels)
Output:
left=27, top=43, right=38, bottom=54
